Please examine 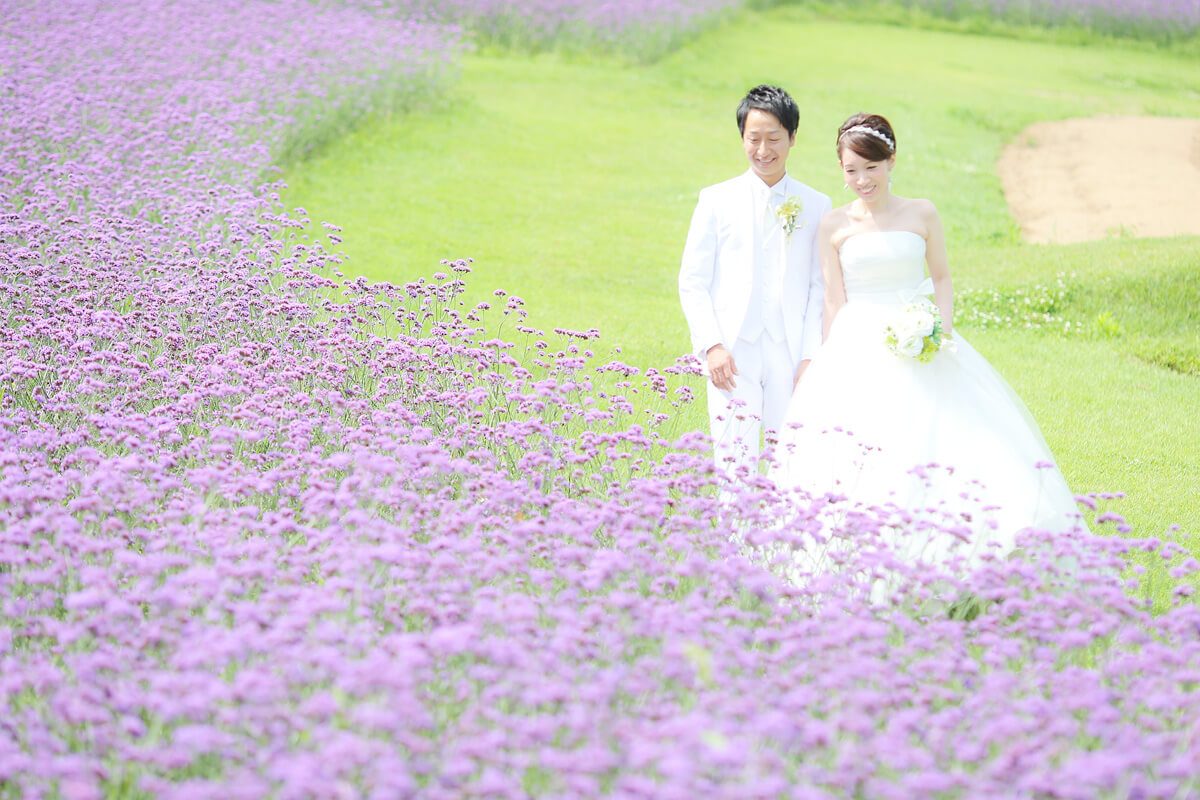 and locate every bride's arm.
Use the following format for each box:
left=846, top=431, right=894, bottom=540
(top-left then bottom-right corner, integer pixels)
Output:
left=818, top=215, right=847, bottom=340
left=923, top=201, right=954, bottom=335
